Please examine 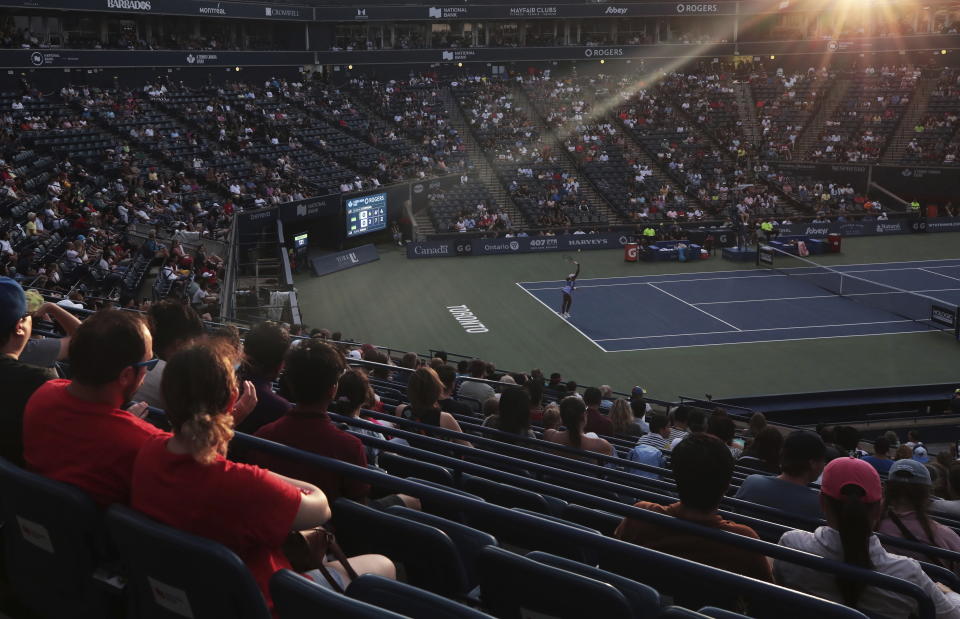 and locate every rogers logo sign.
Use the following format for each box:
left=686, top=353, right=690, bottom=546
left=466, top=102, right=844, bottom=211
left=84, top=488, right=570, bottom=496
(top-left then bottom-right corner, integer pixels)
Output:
left=676, top=3, right=718, bottom=11
left=107, top=0, right=152, bottom=10
left=584, top=48, right=624, bottom=58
